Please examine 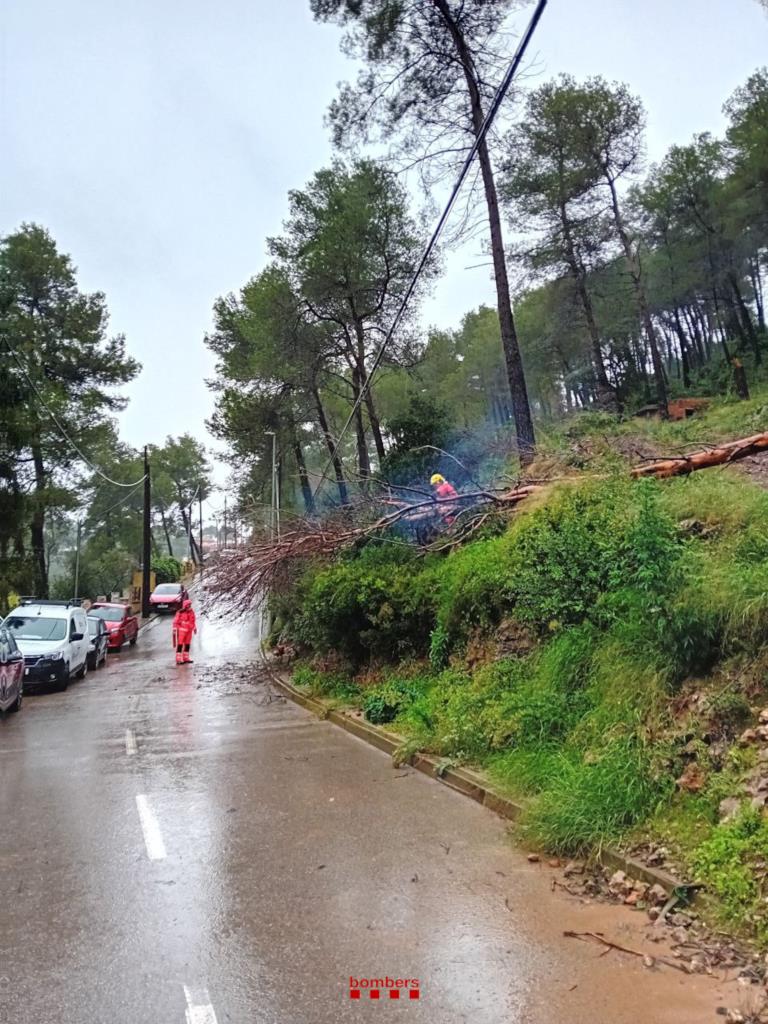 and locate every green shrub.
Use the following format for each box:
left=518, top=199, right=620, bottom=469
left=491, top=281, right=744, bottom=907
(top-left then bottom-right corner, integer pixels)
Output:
left=433, top=535, right=512, bottom=643
left=292, top=665, right=360, bottom=701
left=363, top=676, right=425, bottom=725
left=506, top=479, right=681, bottom=631
left=693, top=806, right=768, bottom=941
left=290, top=546, right=437, bottom=664
left=152, top=556, right=182, bottom=583
left=428, top=624, right=450, bottom=670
